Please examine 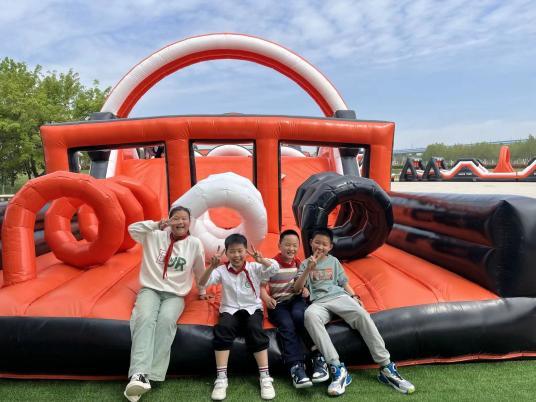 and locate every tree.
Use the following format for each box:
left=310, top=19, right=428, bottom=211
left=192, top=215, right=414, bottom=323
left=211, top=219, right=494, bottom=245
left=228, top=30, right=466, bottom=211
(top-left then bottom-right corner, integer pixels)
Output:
left=0, top=58, right=110, bottom=183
